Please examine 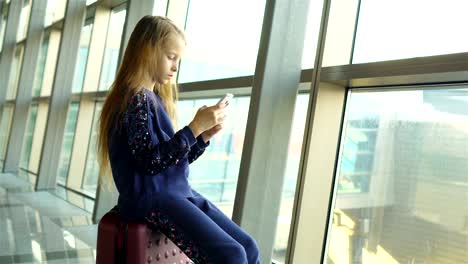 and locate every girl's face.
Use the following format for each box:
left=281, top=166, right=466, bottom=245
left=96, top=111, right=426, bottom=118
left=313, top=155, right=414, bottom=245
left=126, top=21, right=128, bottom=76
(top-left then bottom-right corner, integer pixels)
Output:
left=156, top=34, right=185, bottom=85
